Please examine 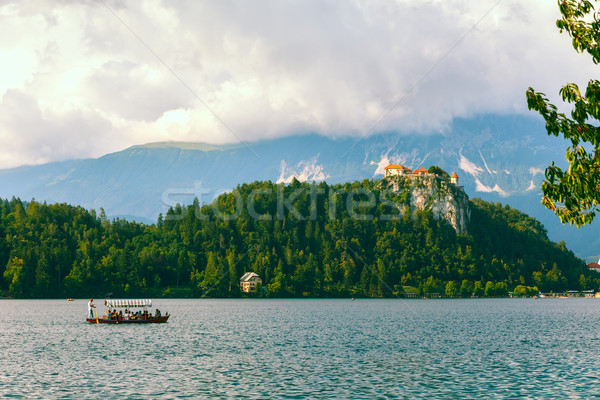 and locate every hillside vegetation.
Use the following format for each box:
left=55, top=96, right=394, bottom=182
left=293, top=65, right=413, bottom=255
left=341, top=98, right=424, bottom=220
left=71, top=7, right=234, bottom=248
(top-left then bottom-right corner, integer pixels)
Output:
left=0, top=179, right=593, bottom=298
